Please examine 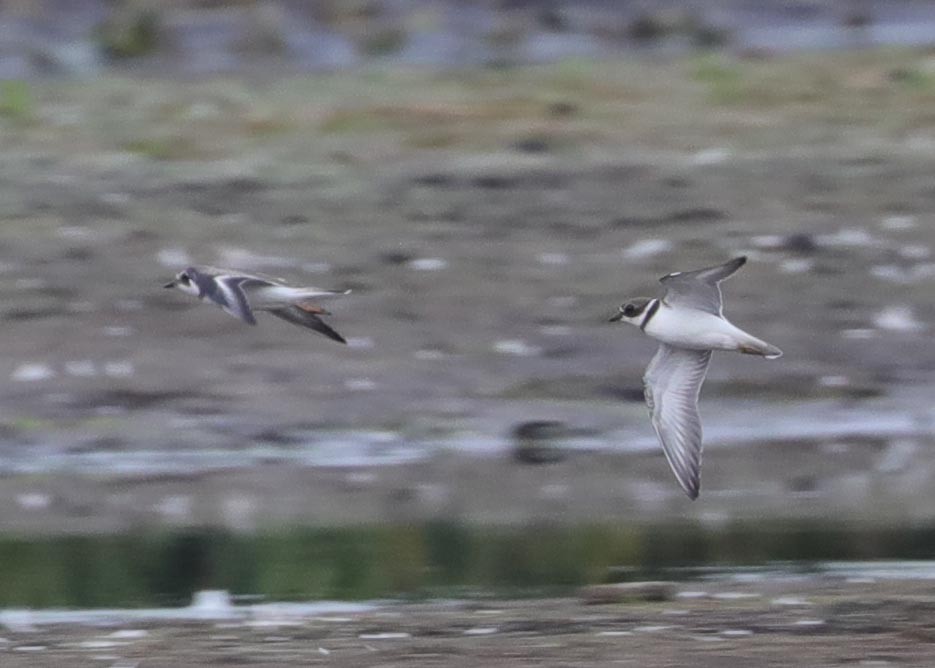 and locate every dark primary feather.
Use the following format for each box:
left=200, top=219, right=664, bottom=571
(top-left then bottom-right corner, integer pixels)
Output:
left=269, top=306, right=347, bottom=344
